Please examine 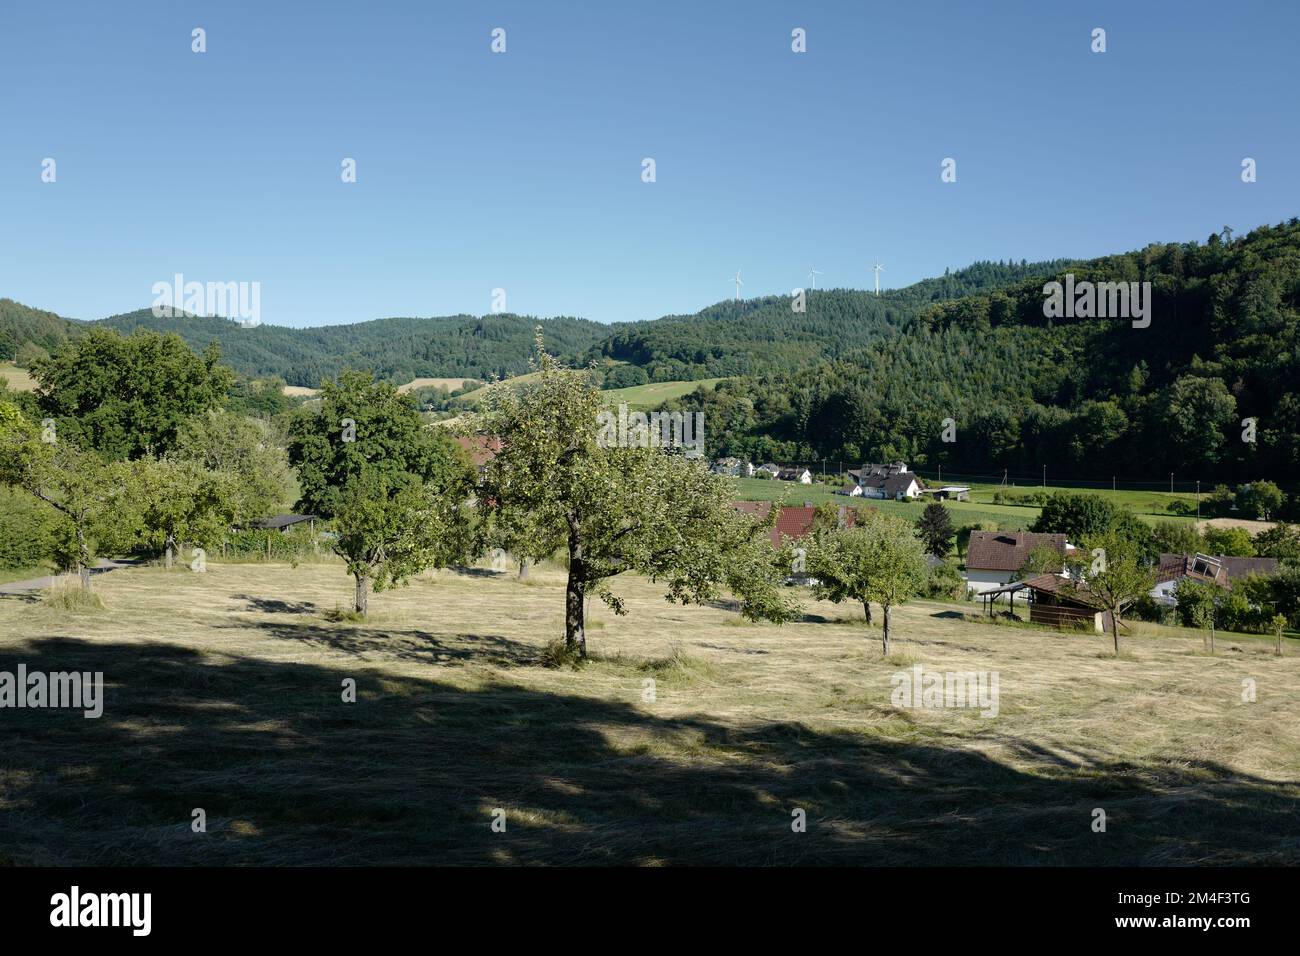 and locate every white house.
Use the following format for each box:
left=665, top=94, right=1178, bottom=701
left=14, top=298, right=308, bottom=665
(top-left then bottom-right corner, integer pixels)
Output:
left=711, top=457, right=754, bottom=477
left=777, top=467, right=813, bottom=484
left=852, top=462, right=923, bottom=500
left=963, top=531, right=1074, bottom=602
